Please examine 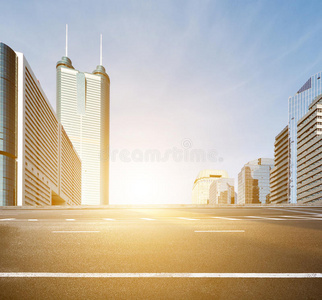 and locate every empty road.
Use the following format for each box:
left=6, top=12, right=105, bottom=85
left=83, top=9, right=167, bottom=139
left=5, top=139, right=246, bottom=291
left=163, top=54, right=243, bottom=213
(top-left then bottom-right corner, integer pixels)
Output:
left=0, top=206, right=321, bottom=299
